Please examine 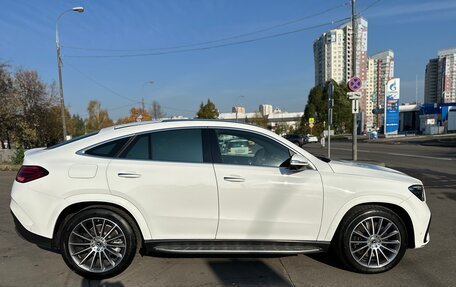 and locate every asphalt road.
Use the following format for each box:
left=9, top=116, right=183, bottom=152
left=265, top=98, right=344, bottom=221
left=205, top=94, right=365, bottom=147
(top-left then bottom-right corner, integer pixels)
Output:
left=0, top=140, right=455, bottom=287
